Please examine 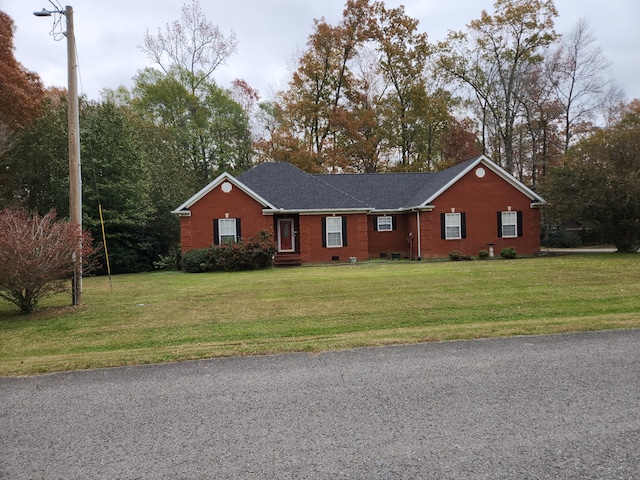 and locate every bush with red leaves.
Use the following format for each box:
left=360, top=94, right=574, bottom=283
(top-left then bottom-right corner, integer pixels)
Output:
left=0, top=209, right=98, bottom=313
